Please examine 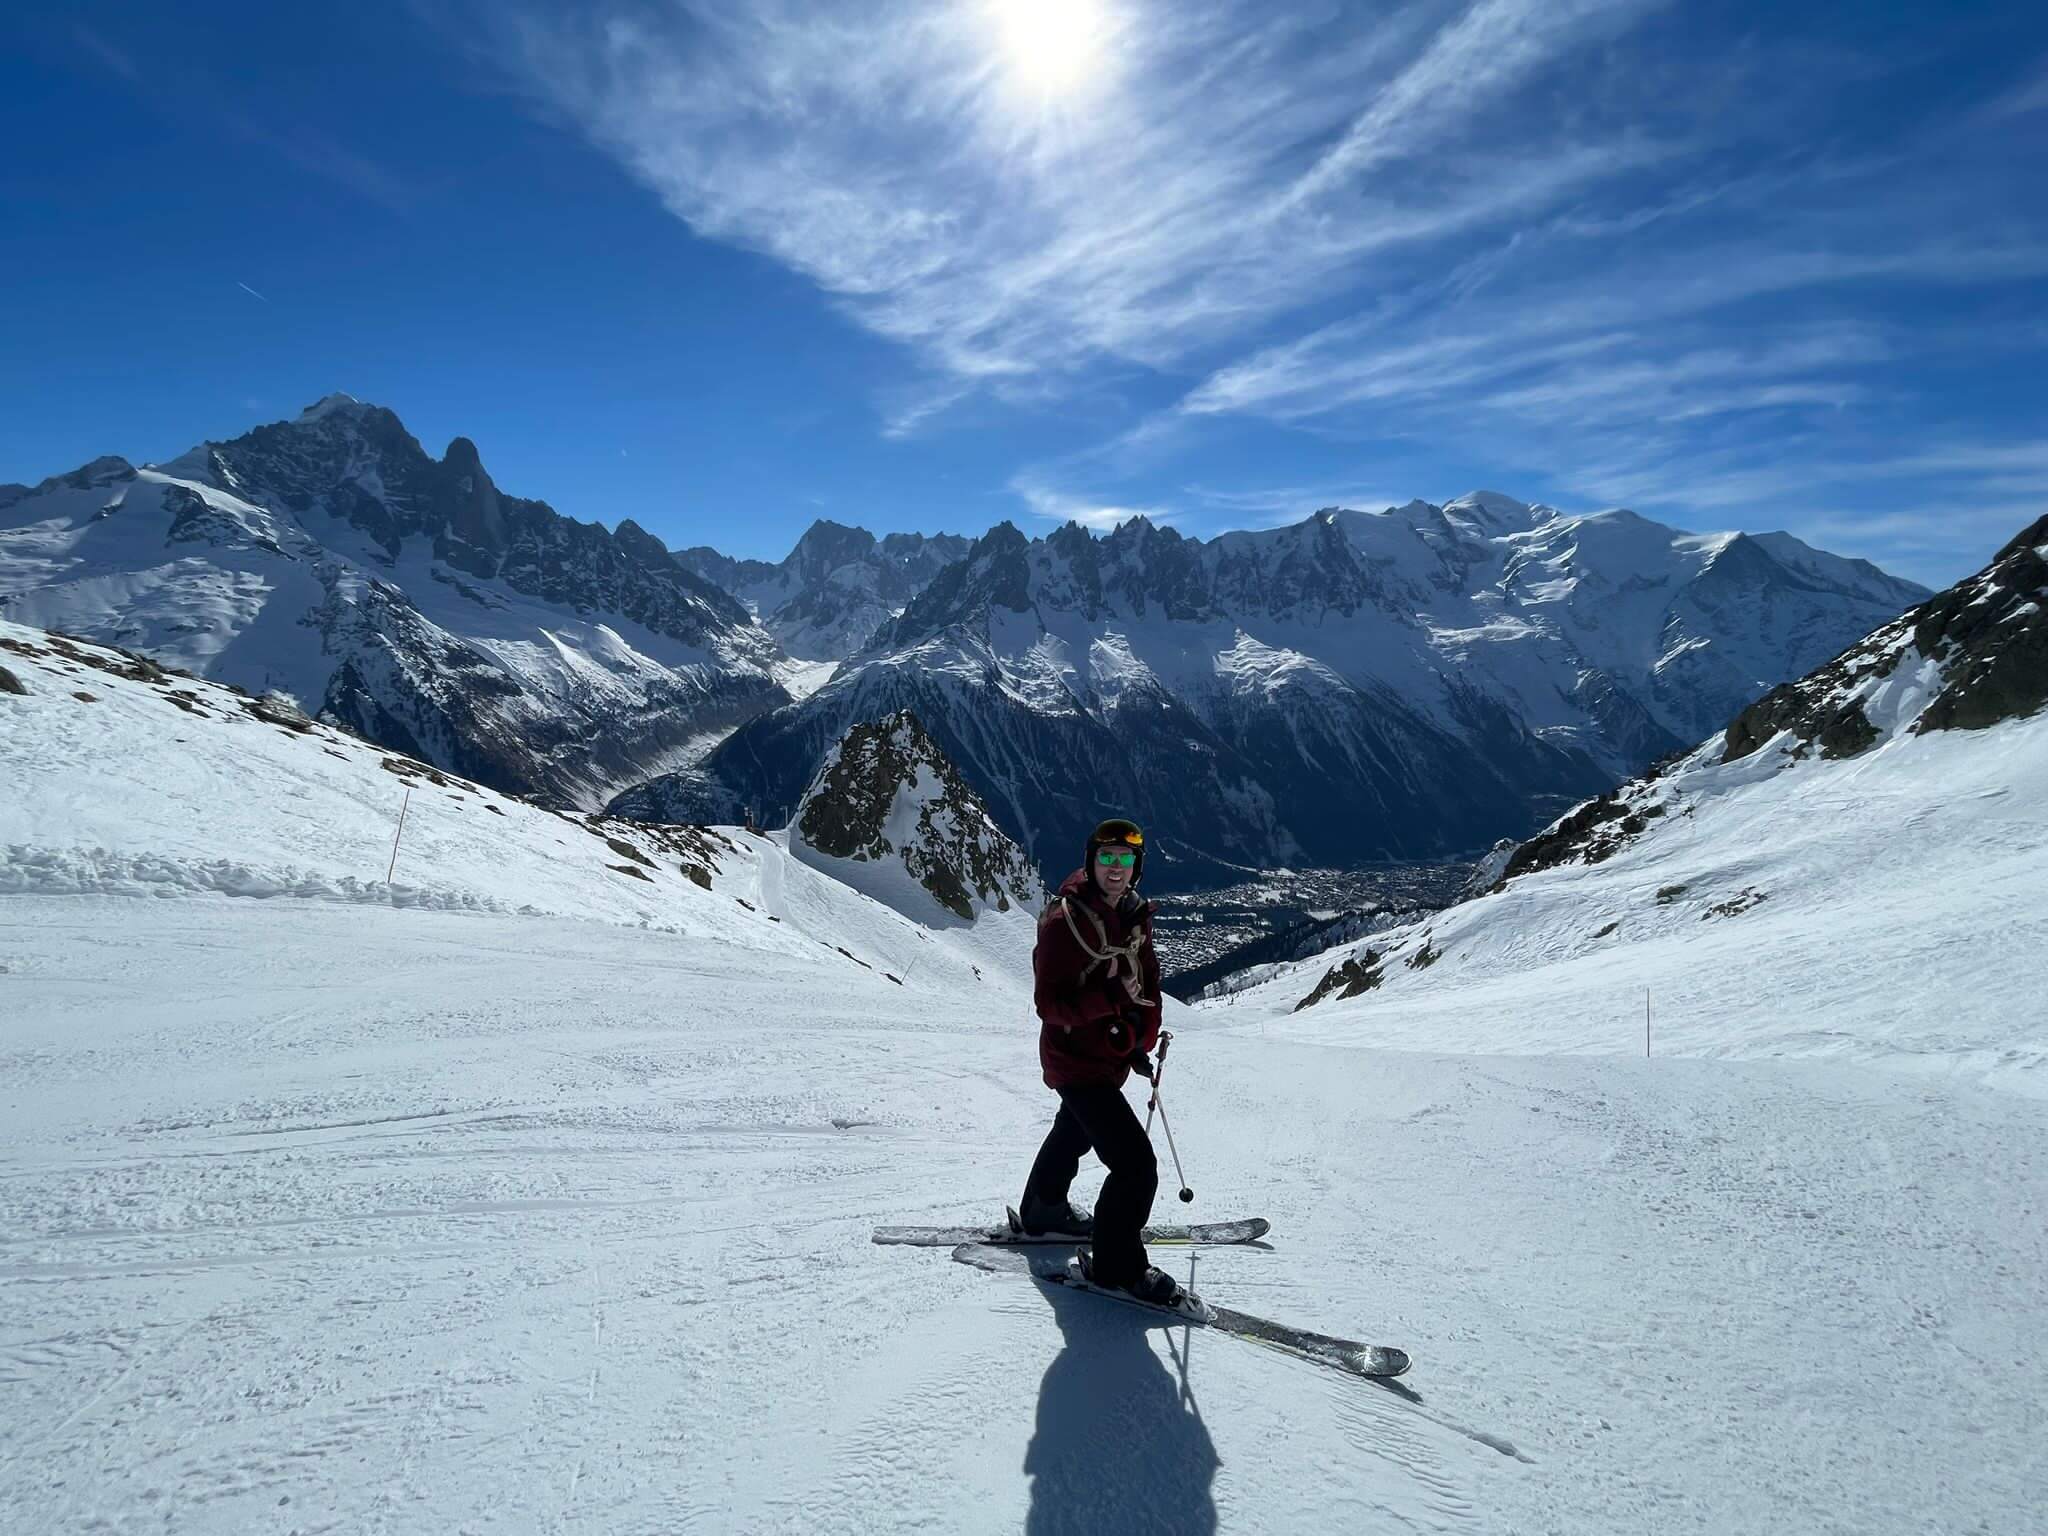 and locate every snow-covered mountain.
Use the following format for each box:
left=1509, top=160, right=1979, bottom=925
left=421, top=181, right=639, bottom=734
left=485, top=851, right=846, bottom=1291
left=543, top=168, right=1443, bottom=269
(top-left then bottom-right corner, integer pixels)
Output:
left=678, top=519, right=971, bottom=661
left=784, top=709, right=1046, bottom=927
left=0, top=396, right=790, bottom=808
left=1238, top=513, right=2048, bottom=1084
left=630, top=494, right=1926, bottom=886
left=0, top=615, right=1031, bottom=982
